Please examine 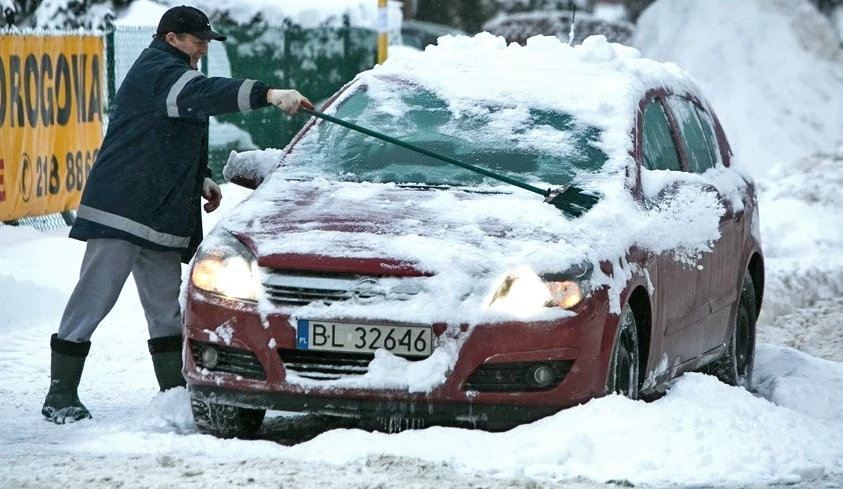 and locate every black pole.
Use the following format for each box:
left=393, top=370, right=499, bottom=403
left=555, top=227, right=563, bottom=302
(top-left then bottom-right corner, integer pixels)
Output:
left=298, top=107, right=550, bottom=197
left=106, top=28, right=116, bottom=116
